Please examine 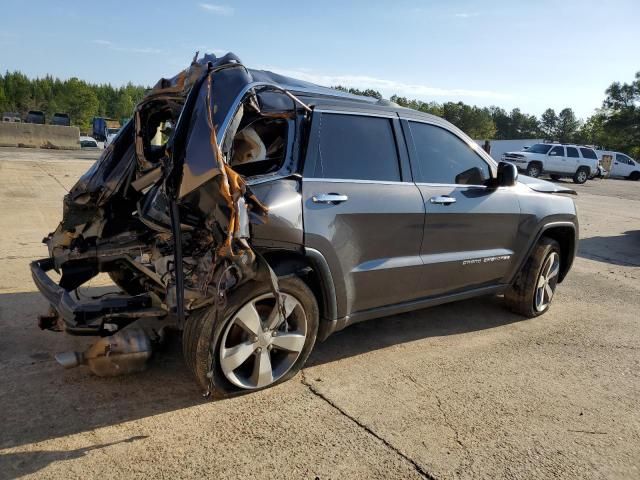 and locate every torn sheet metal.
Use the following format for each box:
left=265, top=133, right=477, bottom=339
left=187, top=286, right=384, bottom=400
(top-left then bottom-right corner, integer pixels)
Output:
left=40, top=51, right=287, bottom=330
